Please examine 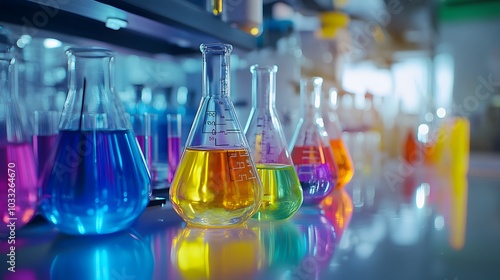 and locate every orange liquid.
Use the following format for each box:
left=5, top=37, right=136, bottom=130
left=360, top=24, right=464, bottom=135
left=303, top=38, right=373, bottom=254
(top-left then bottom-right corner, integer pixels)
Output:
left=404, top=130, right=418, bottom=164
left=329, top=139, right=354, bottom=189
left=169, top=147, right=262, bottom=227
